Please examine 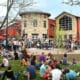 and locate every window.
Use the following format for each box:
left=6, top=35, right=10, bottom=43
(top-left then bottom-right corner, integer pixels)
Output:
left=33, top=19, right=37, bottom=27
left=24, top=34, right=28, bottom=38
left=44, top=15, right=46, bottom=18
left=24, top=20, right=27, bottom=27
left=50, top=36, right=54, bottom=38
left=32, top=34, right=38, bottom=40
left=43, top=34, right=47, bottom=39
left=50, top=24, right=54, bottom=29
left=59, top=15, right=72, bottom=30
left=43, top=21, right=46, bottom=28
left=23, top=34, right=28, bottom=38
